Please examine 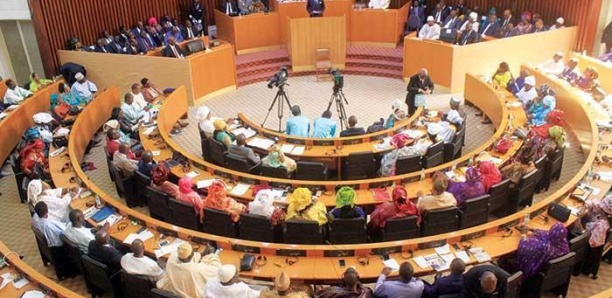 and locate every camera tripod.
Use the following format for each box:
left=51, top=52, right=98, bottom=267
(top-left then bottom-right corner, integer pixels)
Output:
left=262, top=85, right=292, bottom=132
left=327, top=87, right=349, bottom=130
